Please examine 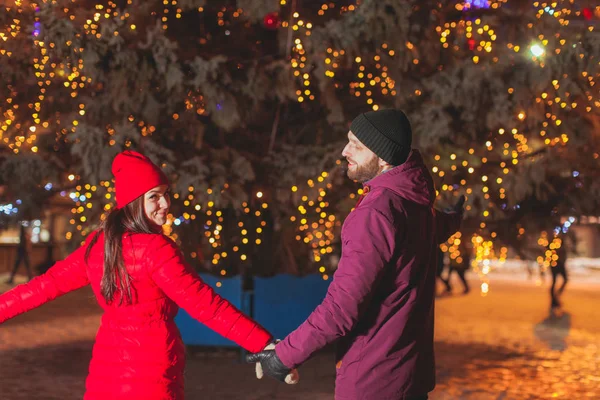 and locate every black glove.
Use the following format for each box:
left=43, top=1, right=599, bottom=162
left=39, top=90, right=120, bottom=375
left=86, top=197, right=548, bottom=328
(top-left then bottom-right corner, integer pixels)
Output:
left=246, top=349, right=291, bottom=383
left=452, top=195, right=466, bottom=214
